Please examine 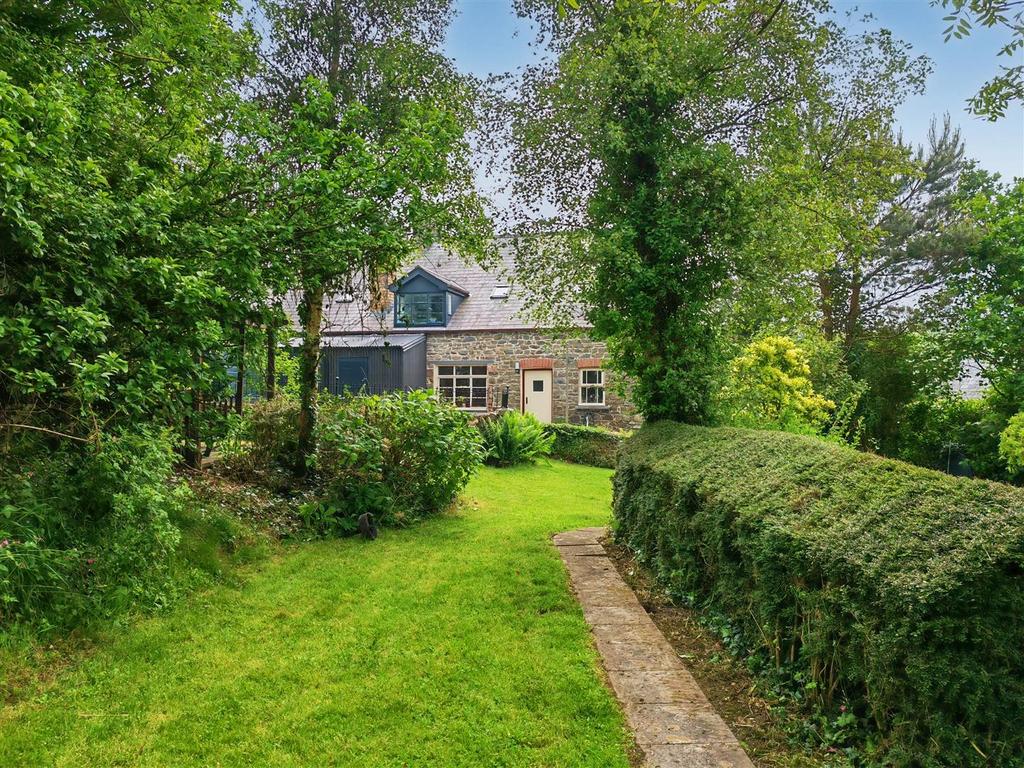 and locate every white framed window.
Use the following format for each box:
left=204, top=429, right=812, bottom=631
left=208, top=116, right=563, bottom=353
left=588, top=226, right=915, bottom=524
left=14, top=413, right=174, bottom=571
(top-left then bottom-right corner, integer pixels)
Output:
left=435, top=364, right=488, bottom=410
left=579, top=368, right=605, bottom=405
